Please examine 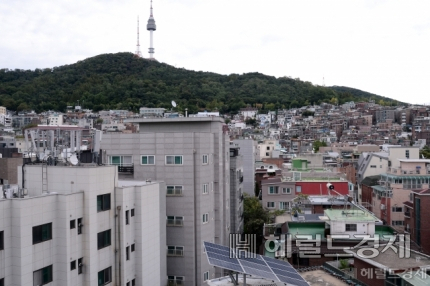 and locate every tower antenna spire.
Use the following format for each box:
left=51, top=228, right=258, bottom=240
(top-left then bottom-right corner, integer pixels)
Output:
left=134, top=16, right=142, bottom=58
left=146, top=0, right=156, bottom=60
left=150, top=0, right=153, bottom=17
